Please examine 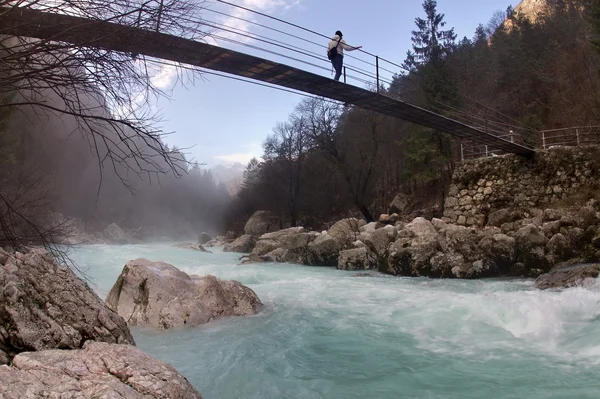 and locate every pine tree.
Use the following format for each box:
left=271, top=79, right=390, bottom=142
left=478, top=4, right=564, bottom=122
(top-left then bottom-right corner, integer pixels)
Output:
left=404, top=0, right=458, bottom=106
left=406, top=0, right=457, bottom=69
left=474, top=24, right=487, bottom=44
left=400, top=0, right=458, bottom=204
